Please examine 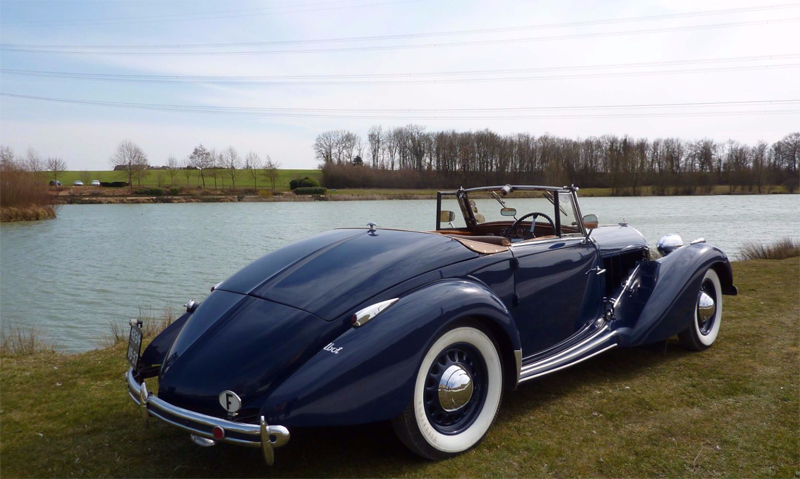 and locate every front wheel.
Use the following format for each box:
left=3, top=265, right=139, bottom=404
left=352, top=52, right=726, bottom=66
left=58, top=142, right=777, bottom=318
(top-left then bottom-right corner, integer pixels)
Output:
left=392, top=325, right=504, bottom=460
left=678, top=268, right=723, bottom=351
